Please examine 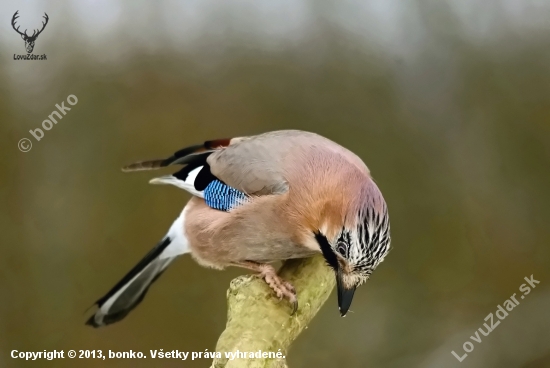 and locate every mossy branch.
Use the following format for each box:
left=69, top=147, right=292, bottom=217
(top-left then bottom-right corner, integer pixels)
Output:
left=210, top=255, right=335, bottom=368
